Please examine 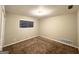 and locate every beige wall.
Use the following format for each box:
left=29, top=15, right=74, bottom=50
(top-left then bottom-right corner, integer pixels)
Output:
left=4, top=12, right=77, bottom=47
left=0, top=6, right=5, bottom=51
left=0, top=6, right=2, bottom=50
left=4, top=13, right=39, bottom=46
left=77, top=10, right=79, bottom=48
left=40, top=13, right=77, bottom=46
